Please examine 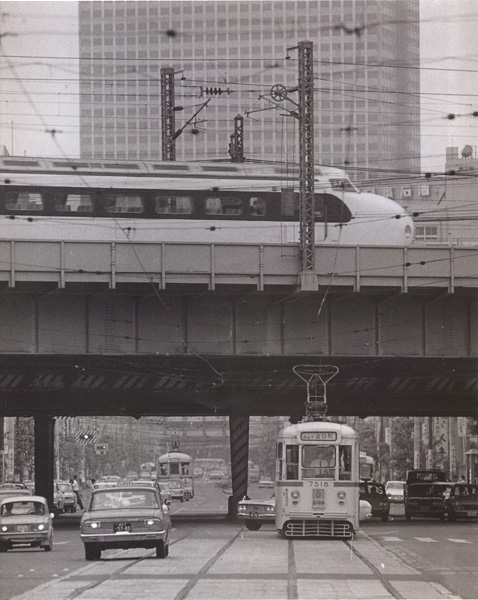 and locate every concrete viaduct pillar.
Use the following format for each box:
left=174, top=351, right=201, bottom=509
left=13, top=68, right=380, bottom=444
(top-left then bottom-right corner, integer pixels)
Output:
left=228, top=415, right=249, bottom=519
left=34, top=416, right=55, bottom=510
